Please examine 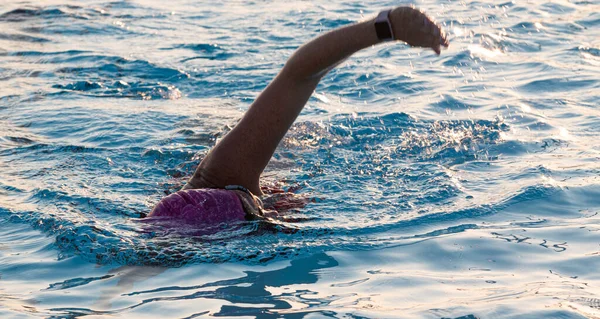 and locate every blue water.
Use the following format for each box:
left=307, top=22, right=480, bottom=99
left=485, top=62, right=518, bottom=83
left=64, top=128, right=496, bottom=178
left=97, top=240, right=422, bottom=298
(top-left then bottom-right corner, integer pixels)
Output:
left=1, top=0, right=599, bottom=318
